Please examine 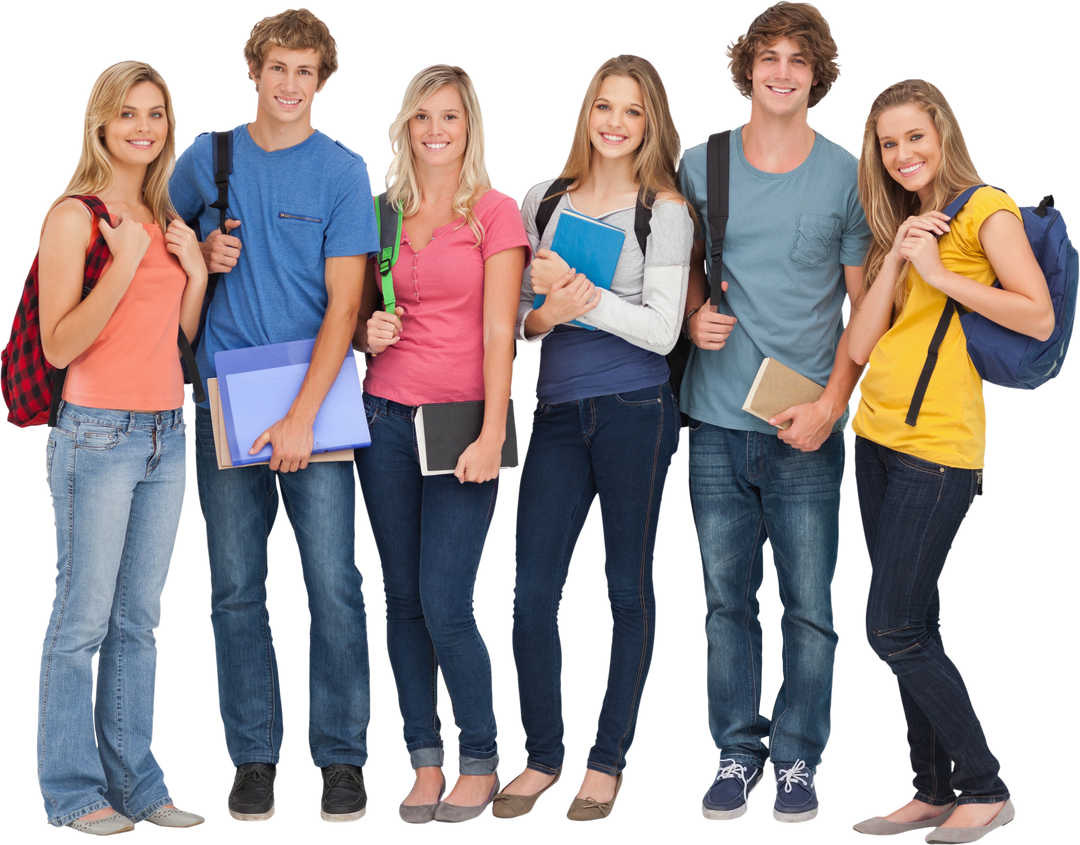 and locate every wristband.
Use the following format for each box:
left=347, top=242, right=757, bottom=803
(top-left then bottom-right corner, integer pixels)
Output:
left=683, top=305, right=703, bottom=340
